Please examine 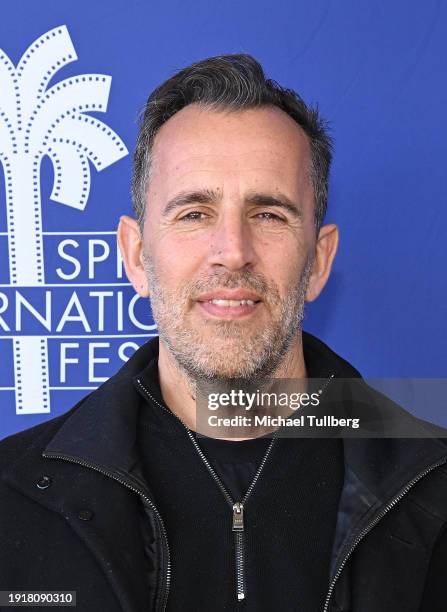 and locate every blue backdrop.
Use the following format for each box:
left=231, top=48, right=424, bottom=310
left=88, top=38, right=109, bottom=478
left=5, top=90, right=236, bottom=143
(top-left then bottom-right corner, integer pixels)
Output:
left=1, top=0, right=446, bottom=438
